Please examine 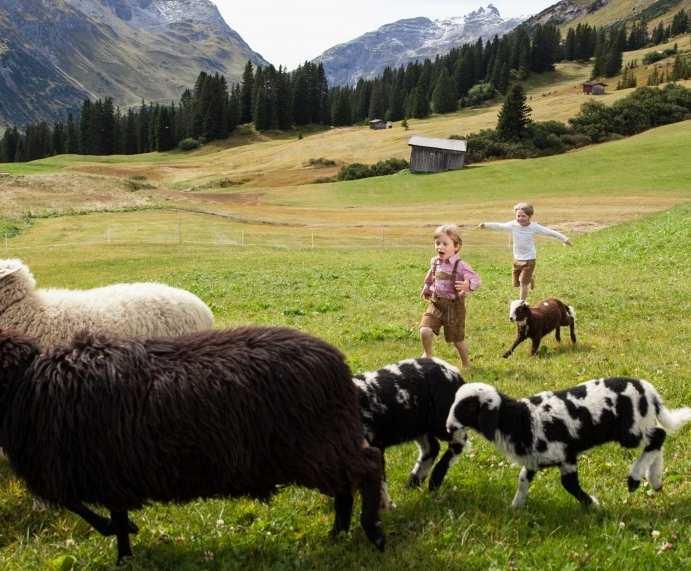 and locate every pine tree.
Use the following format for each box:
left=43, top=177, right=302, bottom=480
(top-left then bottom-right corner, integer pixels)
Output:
left=368, top=80, right=387, bottom=119
left=671, top=55, right=689, bottom=81
left=387, top=71, right=406, bottom=121
left=453, top=55, right=475, bottom=97
left=652, top=22, right=665, bottom=45
left=496, top=83, right=531, bottom=140
left=66, top=113, right=79, bottom=154
left=124, top=109, right=138, bottom=154
left=240, top=61, right=255, bottom=124
left=408, top=82, right=430, bottom=118
left=671, top=9, right=688, bottom=35
left=431, top=68, right=457, bottom=114
left=0, top=127, right=19, bottom=162
left=331, top=90, right=352, bottom=126
left=79, top=99, right=93, bottom=154
left=564, top=28, right=576, bottom=60
left=52, top=122, right=65, bottom=155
